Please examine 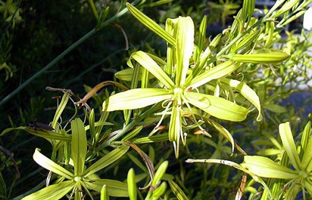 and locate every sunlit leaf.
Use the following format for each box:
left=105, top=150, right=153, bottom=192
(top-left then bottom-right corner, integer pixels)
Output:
left=22, top=180, right=74, bottom=200
left=103, top=88, right=172, bottom=111
left=127, top=51, right=174, bottom=89
left=185, top=92, right=249, bottom=122
left=242, top=156, right=298, bottom=179
left=151, top=161, right=168, bottom=186
left=279, top=122, right=301, bottom=170
left=220, top=78, right=262, bottom=121
left=127, top=169, right=137, bottom=200
left=33, top=148, right=74, bottom=180
left=175, top=17, right=194, bottom=86
left=85, top=179, right=128, bottom=197
left=71, top=118, right=87, bottom=176
left=51, top=92, right=70, bottom=129
left=126, top=3, right=176, bottom=46
left=100, top=185, right=109, bottom=200
left=189, top=61, right=240, bottom=89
